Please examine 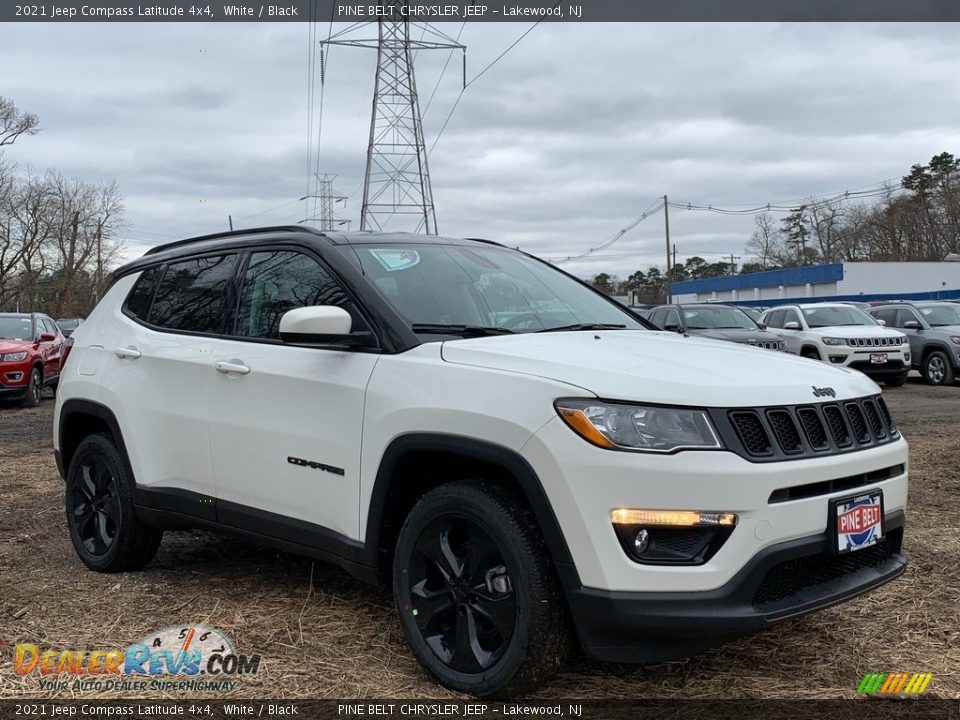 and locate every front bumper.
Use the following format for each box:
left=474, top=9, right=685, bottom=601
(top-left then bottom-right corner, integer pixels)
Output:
left=0, top=360, right=31, bottom=397
left=567, top=511, right=905, bottom=662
